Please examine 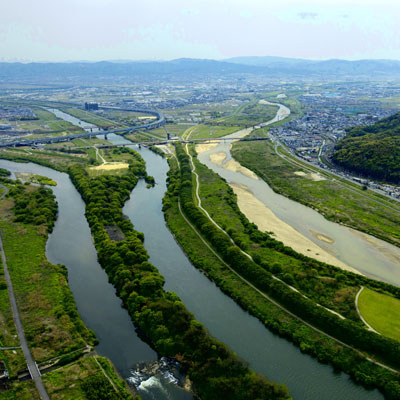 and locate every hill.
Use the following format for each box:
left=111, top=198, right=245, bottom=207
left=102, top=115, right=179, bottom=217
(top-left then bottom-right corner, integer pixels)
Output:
left=332, top=112, right=400, bottom=183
